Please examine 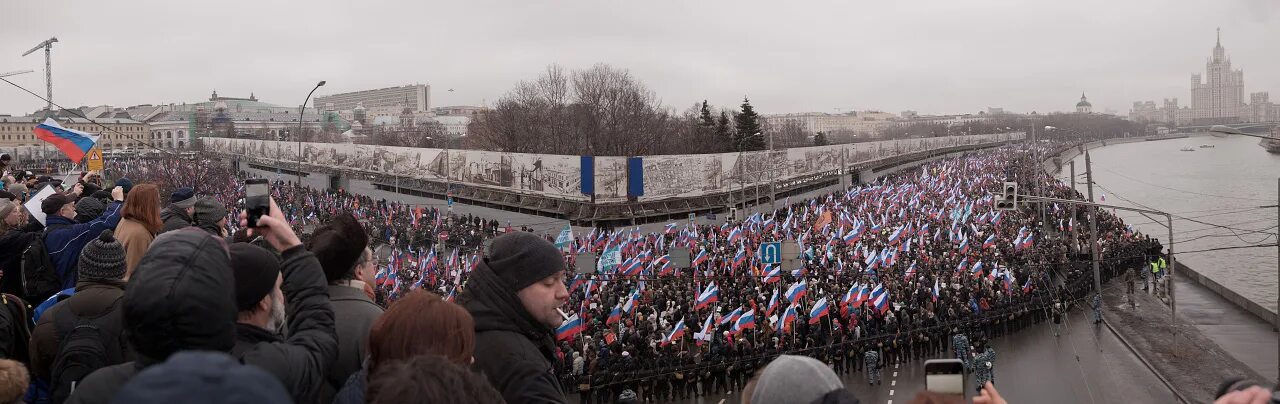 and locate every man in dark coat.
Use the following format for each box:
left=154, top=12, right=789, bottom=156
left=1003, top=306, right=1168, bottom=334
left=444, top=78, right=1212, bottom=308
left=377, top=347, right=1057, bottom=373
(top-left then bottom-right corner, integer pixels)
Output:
left=42, top=186, right=125, bottom=292
left=228, top=197, right=338, bottom=404
left=67, top=228, right=239, bottom=404
left=460, top=231, right=570, bottom=404
left=159, top=187, right=196, bottom=234
left=308, top=213, right=382, bottom=403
